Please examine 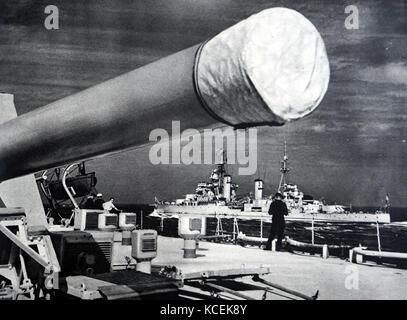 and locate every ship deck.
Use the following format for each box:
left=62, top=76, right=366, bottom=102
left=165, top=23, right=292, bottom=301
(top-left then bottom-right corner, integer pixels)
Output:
left=153, top=236, right=407, bottom=300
